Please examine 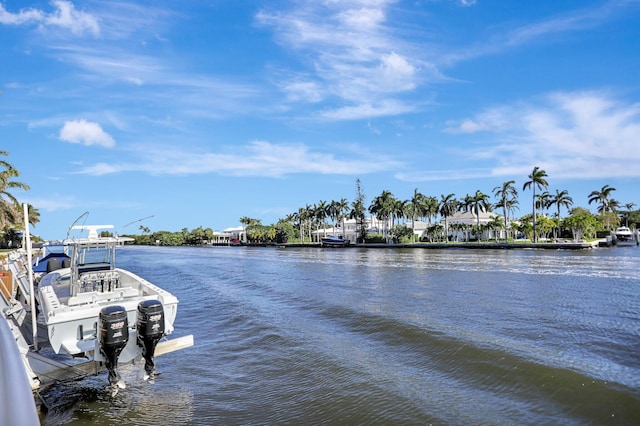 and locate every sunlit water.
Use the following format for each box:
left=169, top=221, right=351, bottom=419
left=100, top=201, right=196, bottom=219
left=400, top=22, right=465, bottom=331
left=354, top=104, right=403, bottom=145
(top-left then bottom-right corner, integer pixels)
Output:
left=38, top=245, right=640, bottom=425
